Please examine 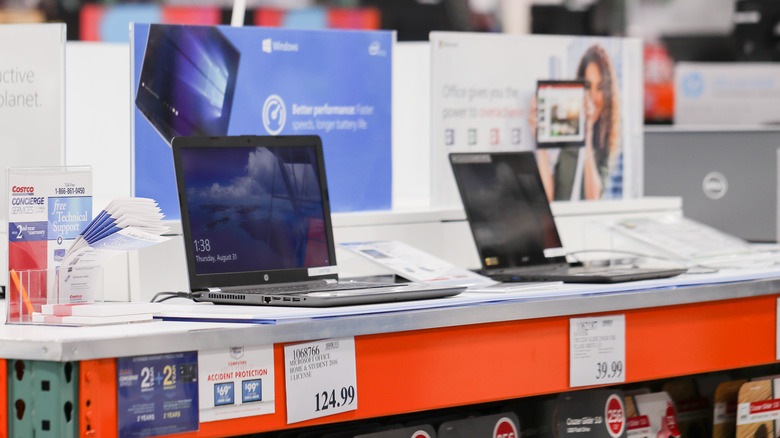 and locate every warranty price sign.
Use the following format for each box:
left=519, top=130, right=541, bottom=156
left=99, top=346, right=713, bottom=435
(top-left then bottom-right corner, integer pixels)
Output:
left=284, top=337, right=357, bottom=424
left=117, top=351, right=199, bottom=438
left=569, top=315, right=626, bottom=388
